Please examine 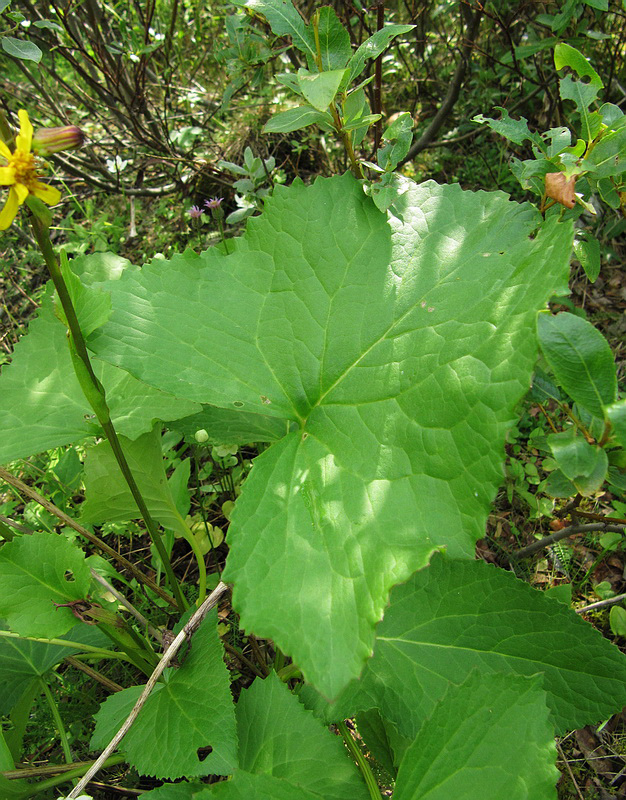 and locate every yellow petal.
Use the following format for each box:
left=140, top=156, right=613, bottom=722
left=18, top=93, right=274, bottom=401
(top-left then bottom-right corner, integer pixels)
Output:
left=16, top=110, right=33, bottom=153
left=0, top=140, right=12, bottom=160
left=0, top=187, right=20, bottom=230
left=14, top=183, right=29, bottom=203
left=0, top=166, right=15, bottom=186
left=32, top=180, right=61, bottom=206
